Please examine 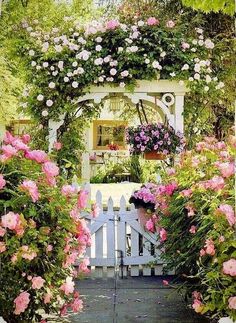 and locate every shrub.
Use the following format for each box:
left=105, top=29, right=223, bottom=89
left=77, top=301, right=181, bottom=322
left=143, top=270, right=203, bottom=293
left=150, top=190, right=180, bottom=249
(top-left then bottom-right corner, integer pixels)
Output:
left=0, top=132, right=95, bottom=322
